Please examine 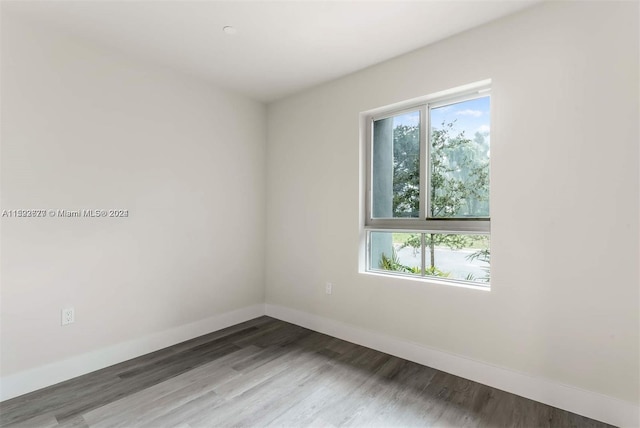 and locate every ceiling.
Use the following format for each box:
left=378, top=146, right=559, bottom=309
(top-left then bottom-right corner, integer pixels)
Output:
left=3, top=1, right=540, bottom=102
